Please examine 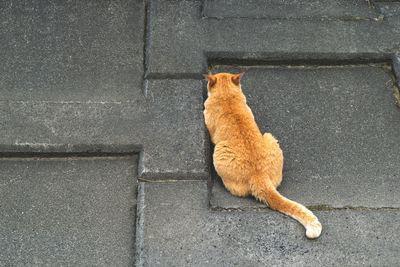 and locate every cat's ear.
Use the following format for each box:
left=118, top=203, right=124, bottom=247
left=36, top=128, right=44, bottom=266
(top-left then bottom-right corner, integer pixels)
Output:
left=232, top=72, right=244, bottom=85
left=203, top=74, right=217, bottom=87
